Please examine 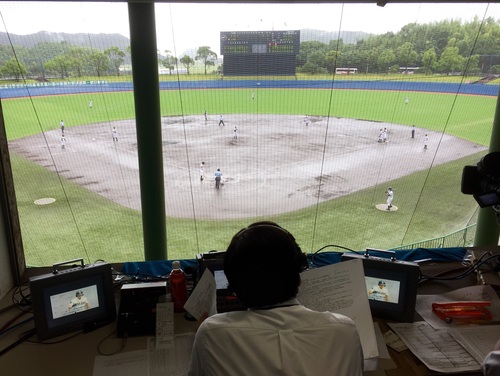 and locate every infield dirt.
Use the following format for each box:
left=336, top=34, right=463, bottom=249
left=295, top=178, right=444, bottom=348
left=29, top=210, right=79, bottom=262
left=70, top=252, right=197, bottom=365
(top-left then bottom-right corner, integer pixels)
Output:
left=9, top=114, right=486, bottom=219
